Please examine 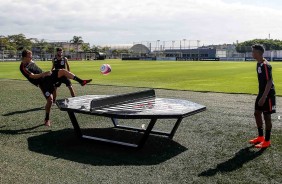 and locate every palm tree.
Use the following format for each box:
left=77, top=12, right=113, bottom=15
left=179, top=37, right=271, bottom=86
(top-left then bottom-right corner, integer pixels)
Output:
left=70, top=36, right=84, bottom=52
